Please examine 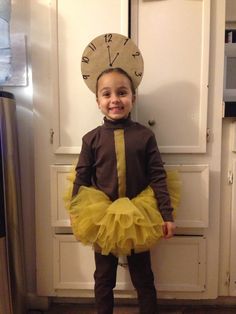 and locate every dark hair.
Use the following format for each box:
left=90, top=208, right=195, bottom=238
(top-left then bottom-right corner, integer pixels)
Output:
left=96, top=67, right=136, bottom=97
